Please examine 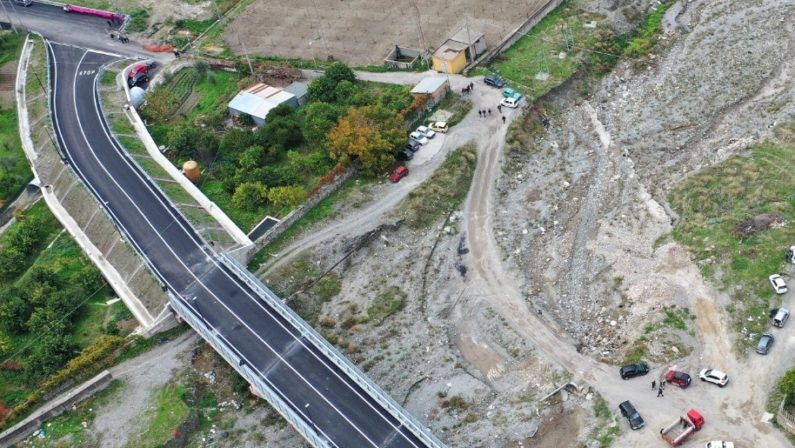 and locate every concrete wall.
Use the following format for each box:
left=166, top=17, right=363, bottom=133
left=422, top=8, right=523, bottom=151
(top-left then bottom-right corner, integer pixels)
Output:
left=0, top=371, right=113, bottom=447
left=17, top=34, right=174, bottom=332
